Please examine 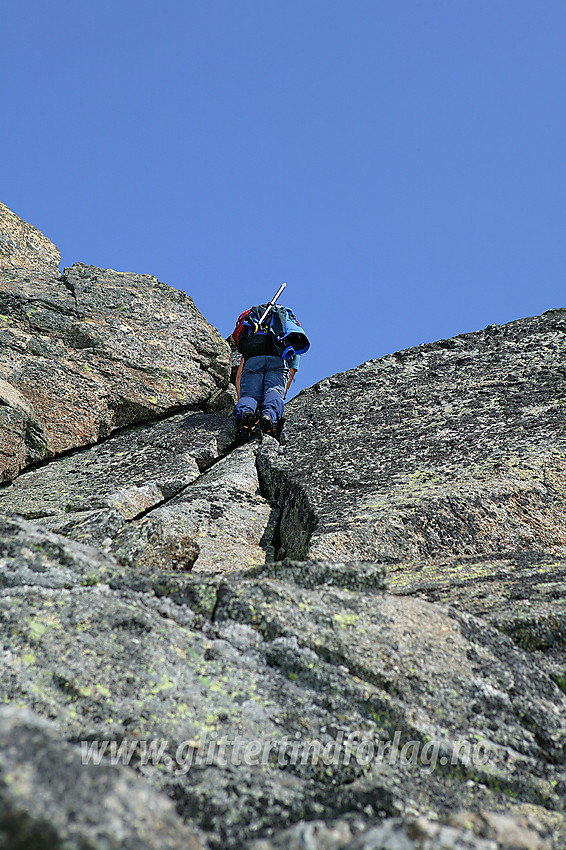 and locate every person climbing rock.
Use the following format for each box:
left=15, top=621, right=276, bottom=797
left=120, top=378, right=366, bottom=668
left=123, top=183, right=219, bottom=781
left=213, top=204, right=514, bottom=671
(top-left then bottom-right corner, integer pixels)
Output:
left=231, top=284, right=310, bottom=443
left=234, top=348, right=299, bottom=441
